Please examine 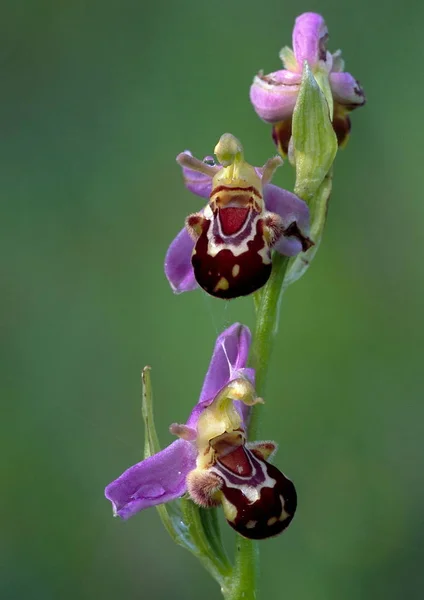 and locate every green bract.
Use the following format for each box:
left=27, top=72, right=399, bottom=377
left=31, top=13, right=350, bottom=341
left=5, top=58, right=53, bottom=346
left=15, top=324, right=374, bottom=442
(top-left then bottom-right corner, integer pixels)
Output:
left=283, top=61, right=337, bottom=290
left=291, top=61, right=337, bottom=202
